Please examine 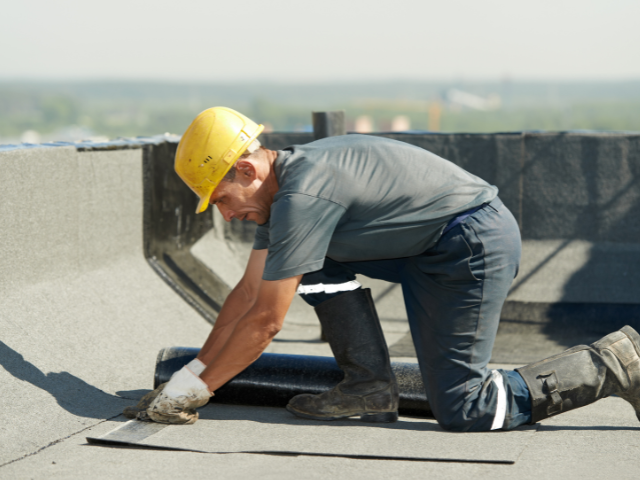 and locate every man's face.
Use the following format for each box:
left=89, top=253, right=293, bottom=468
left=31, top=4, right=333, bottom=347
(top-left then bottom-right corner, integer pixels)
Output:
left=208, top=164, right=272, bottom=225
